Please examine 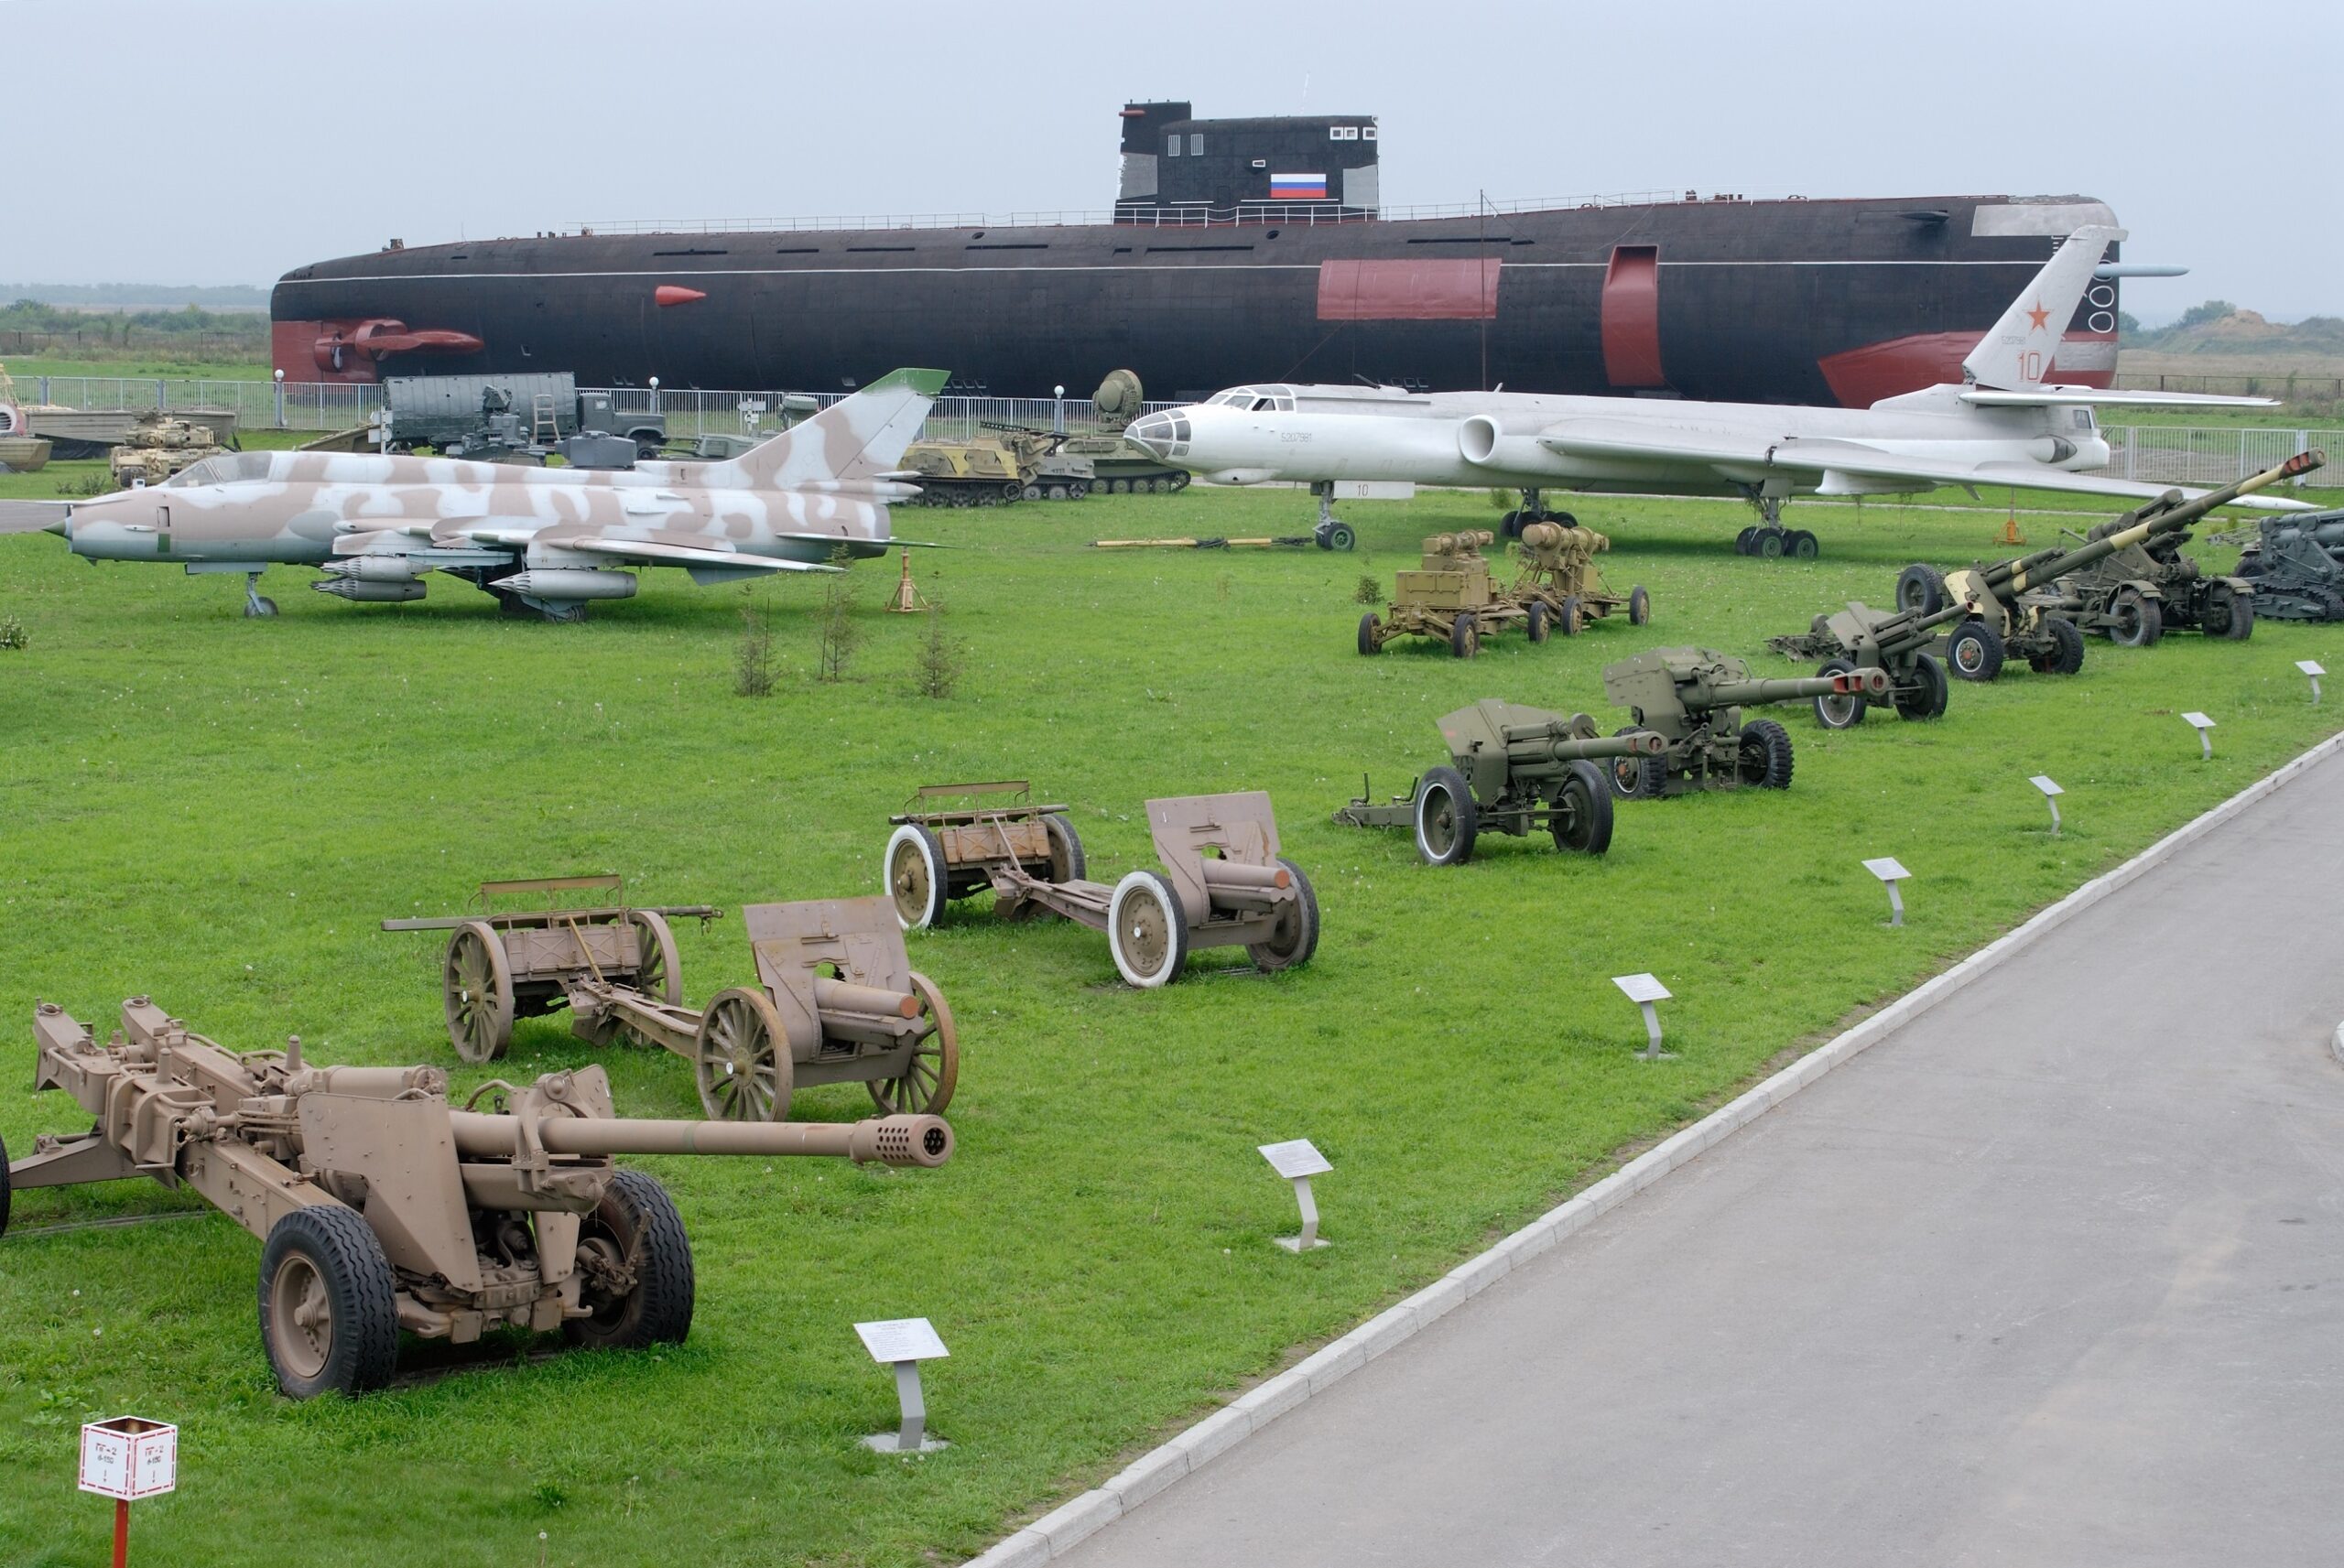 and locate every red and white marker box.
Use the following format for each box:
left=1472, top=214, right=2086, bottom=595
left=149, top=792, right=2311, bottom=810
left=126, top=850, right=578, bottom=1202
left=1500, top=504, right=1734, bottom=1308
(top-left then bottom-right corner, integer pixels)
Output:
left=79, top=1418, right=177, bottom=1501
